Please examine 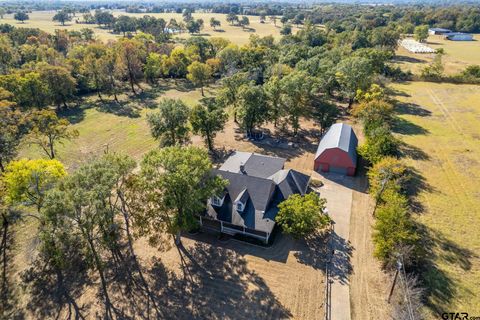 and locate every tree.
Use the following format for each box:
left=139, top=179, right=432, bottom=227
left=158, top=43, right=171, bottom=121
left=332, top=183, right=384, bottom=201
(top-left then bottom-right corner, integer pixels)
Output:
left=52, top=10, right=72, bottom=26
left=116, top=39, right=145, bottom=95
left=210, top=17, right=221, bottom=30
left=239, top=16, right=250, bottom=29
left=351, top=99, right=394, bottom=137
left=216, top=72, right=249, bottom=122
left=276, top=193, right=331, bottom=239
left=114, top=15, right=137, bottom=37
left=3, top=159, right=66, bottom=213
left=279, top=71, right=315, bottom=136
left=0, top=8, right=5, bottom=19
left=28, top=110, right=79, bottom=159
left=226, top=13, right=239, bottom=25
left=373, top=190, right=418, bottom=266
left=0, top=89, right=24, bottom=172
left=237, top=83, right=269, bottom=136
left=144, top=52, right=166, bottom=84
left=336, top=57, right=374, bottom=107
left=312, top=99, right=339, bottom=135
left=137, top=146, right=227, bottom=246
left=147, top=98, right=190, bottom=147
left=414, top=25, right=429, bottom=43
left=421, top=52, right=444, bottom=80
left=368, top=157, right=408, bottom=213
left=189, top=98, right=227, bottom=153
left=264, top=76, right=284, bottom=127
left=358, top=126, right=398, bottom=164
left=186, top=20, right=201, bottom=34
left=280, top=24, right=292, bottom=35
left=14, top=12, right=29, bottom=24
left=270, top=16, right=278, bottom=26
left=280, top=16, right=289, bottom=25
left=187, top=61, right=212, bottom=96
left=38, top=65, right=77, bottom=109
